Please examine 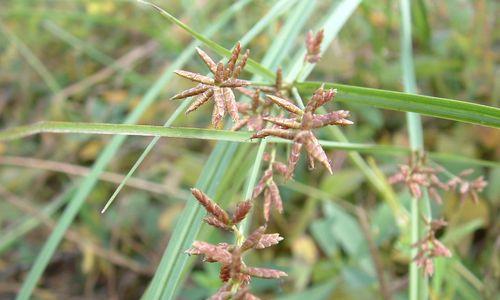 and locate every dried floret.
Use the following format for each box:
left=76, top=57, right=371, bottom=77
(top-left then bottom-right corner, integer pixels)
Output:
left=191, top=188, right=230, bottom=225
left=245, top=267, right=288, bottom=279
left=252, top=86, right=351, bottom=178
left=172, top=43, right=251, bottom=127
left=305, top=29, right=324, bottom=63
